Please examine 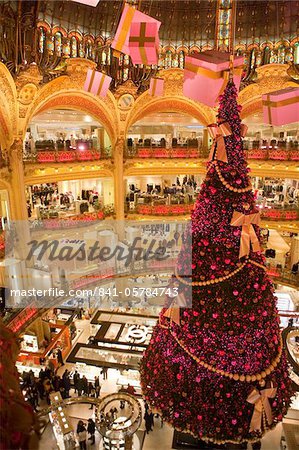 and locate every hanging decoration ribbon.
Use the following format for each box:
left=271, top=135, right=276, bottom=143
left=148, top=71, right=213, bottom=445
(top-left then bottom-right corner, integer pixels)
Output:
left=163, top=291, right=188, bottom=326
left=247, top=386, right=277, bottom=432
left=230, top=211, right=261, bottom=259
left=208, top=122, right=232, bottom=163
left=163, top=304, right=181, bottom=326
left=240, top=123, right=248, bottom=137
